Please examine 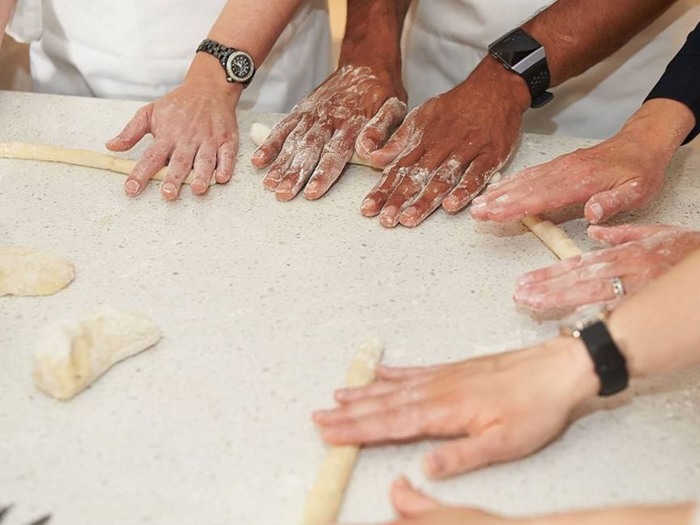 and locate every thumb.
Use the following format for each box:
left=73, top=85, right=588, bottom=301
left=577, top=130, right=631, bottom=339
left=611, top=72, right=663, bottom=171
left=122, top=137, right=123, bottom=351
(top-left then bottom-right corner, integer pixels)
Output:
left=588, top=223, right=676, bottom=246
left=390, top=476, right=444, bottom=518
left=106, top=105, right=152, bottom=151
left=584, top=179, right=654, bottom=224
left=423, top=429, right=505, bottom=479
